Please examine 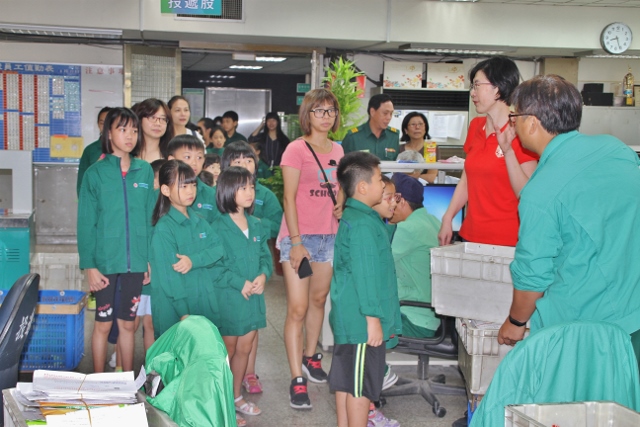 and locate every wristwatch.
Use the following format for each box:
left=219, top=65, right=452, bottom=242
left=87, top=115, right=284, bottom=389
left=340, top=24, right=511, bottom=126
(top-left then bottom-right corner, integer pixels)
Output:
left=508, top=315, right=527, bottom=327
